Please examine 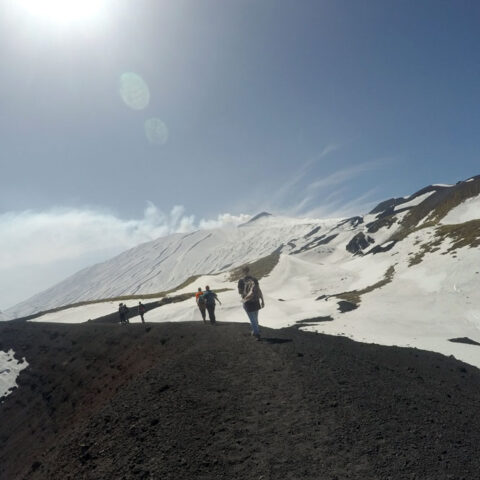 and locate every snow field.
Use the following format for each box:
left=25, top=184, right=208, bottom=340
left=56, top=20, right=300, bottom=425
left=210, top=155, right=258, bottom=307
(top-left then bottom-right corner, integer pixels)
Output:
left=311, top=233, right=480, bottom=368
left=29, top=226, right=480, bottom=369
